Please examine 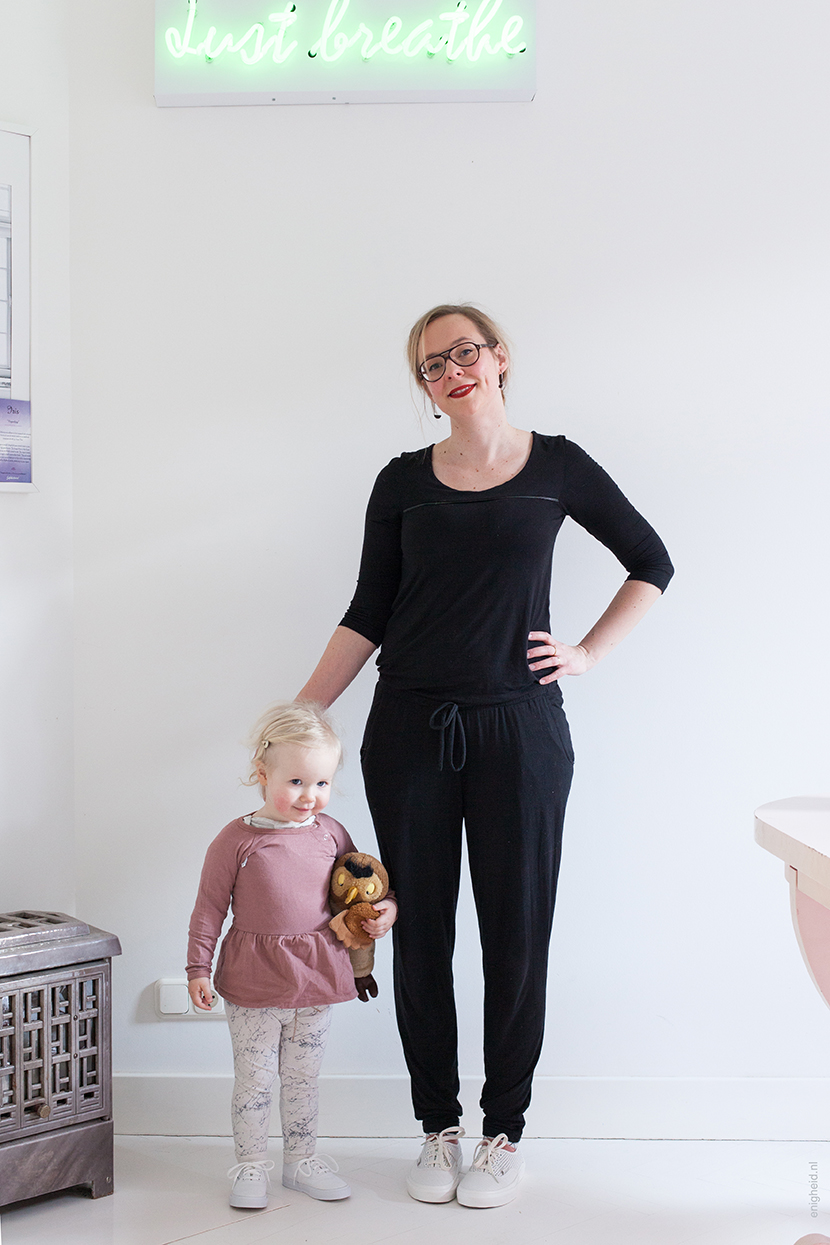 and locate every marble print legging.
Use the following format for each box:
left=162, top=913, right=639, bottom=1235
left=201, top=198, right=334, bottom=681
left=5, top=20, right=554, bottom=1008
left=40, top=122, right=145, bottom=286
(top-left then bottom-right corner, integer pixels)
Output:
left=225, top=1002, right=332, bottom=1163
